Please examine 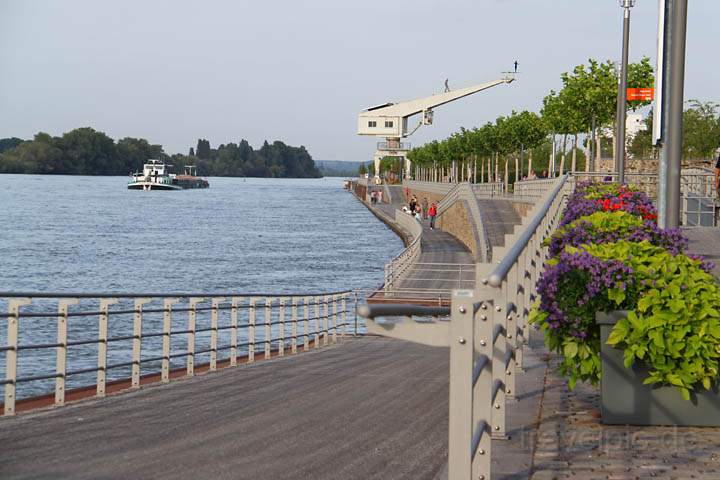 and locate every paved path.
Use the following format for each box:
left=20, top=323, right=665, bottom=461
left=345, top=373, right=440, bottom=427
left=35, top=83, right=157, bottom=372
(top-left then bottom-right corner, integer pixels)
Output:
left=373, top=202, right=474, bottom=293
left=0, top=337, right=449, bottom=480
left=684, top=227, right=720, bottom=277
